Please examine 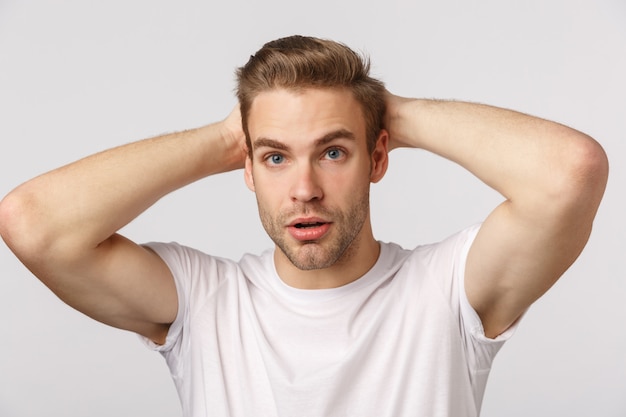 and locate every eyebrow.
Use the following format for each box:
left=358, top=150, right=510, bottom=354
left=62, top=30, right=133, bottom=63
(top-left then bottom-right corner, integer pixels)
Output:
left=252, top=129, right=356, bottom=152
